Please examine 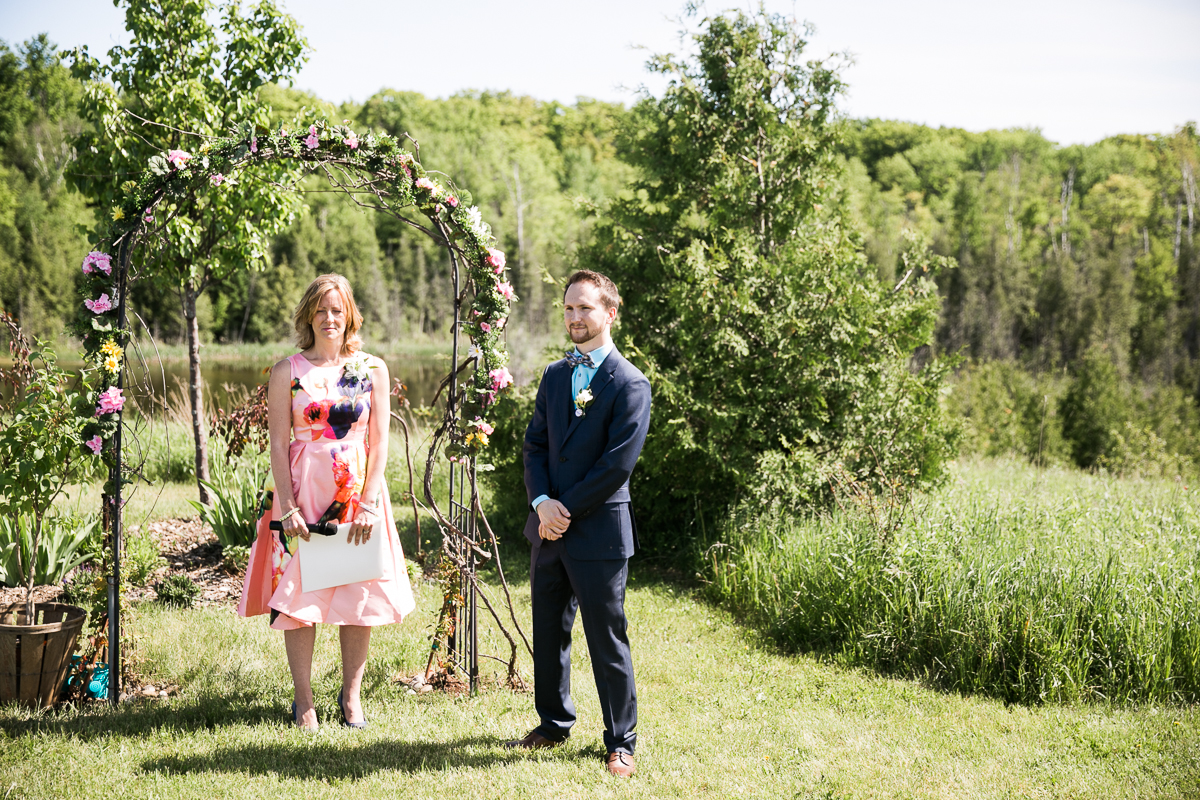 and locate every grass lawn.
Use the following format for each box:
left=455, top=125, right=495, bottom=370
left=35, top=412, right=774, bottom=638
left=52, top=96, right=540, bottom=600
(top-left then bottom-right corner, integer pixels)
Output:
left=2, top=562, right=1198, bottom=798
